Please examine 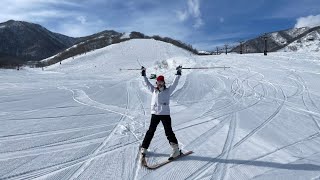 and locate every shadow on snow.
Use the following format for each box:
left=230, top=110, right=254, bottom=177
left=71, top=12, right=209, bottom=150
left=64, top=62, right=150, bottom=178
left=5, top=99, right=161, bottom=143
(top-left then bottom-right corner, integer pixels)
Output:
left=147, top=152, right=320, bottom=171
